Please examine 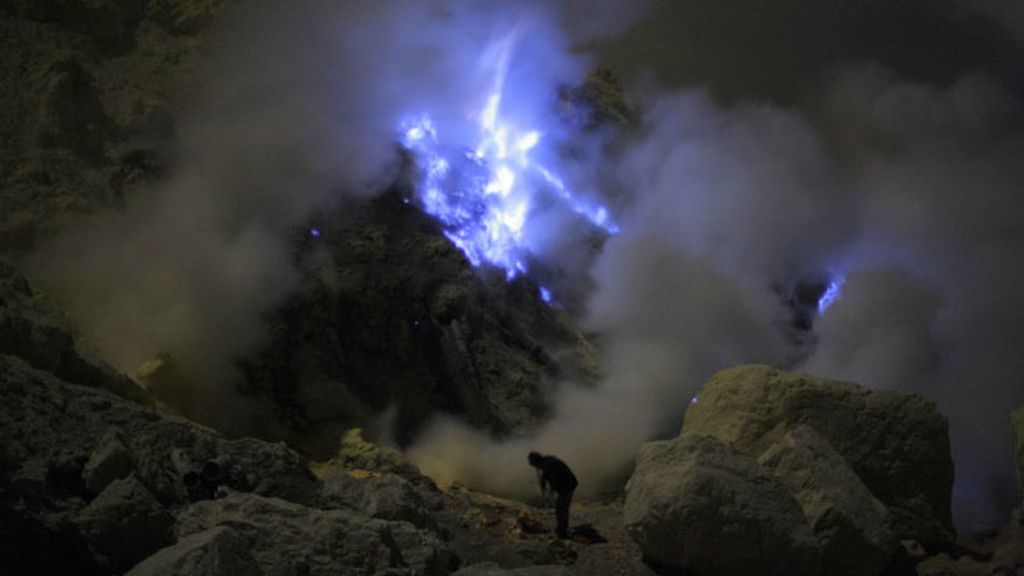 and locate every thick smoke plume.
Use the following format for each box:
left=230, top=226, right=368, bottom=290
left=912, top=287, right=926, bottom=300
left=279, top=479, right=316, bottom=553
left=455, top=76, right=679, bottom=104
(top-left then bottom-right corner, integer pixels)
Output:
left=28, top=0, right=1024, bottom=531
left=410, top=2, right=1024, bottom=532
